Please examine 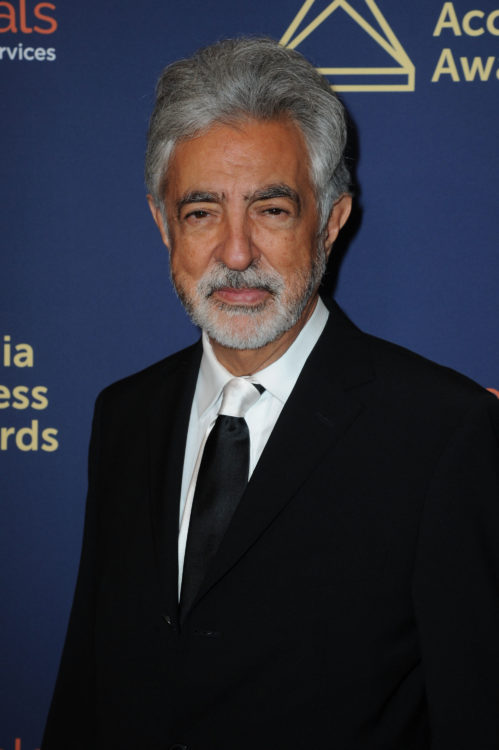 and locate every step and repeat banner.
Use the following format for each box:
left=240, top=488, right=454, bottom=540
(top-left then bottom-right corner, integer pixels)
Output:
left=1, top=1, right=498, bottom=747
